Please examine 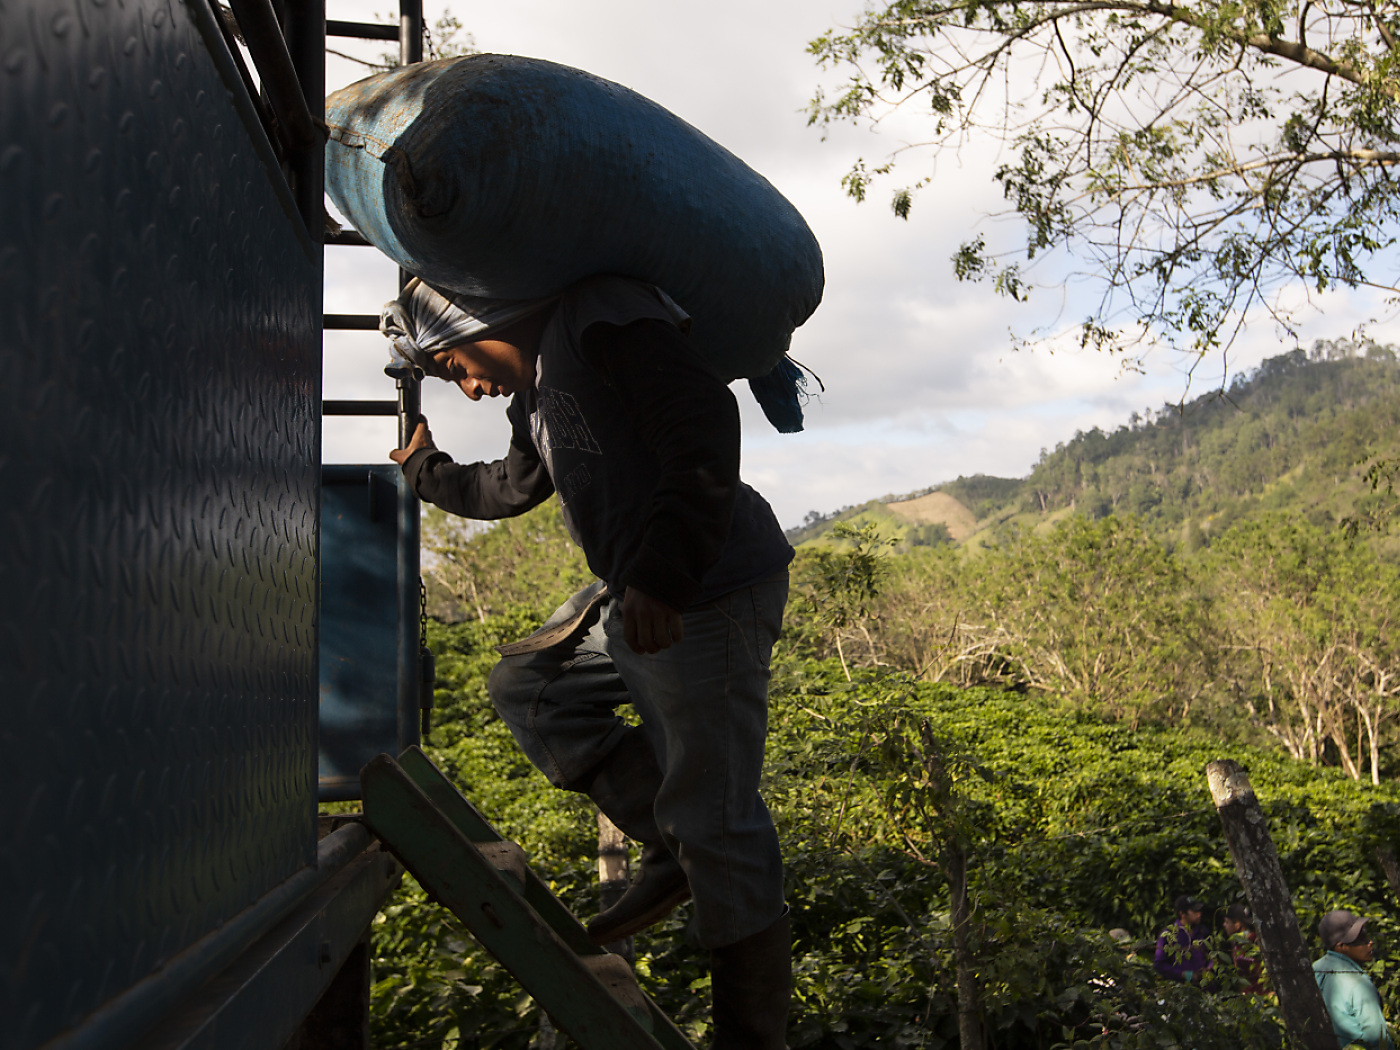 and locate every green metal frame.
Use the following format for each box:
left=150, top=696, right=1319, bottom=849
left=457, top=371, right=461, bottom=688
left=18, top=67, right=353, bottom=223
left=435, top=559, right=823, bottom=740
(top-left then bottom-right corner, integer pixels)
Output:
left=362, top=748, right=696, bottom=1050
